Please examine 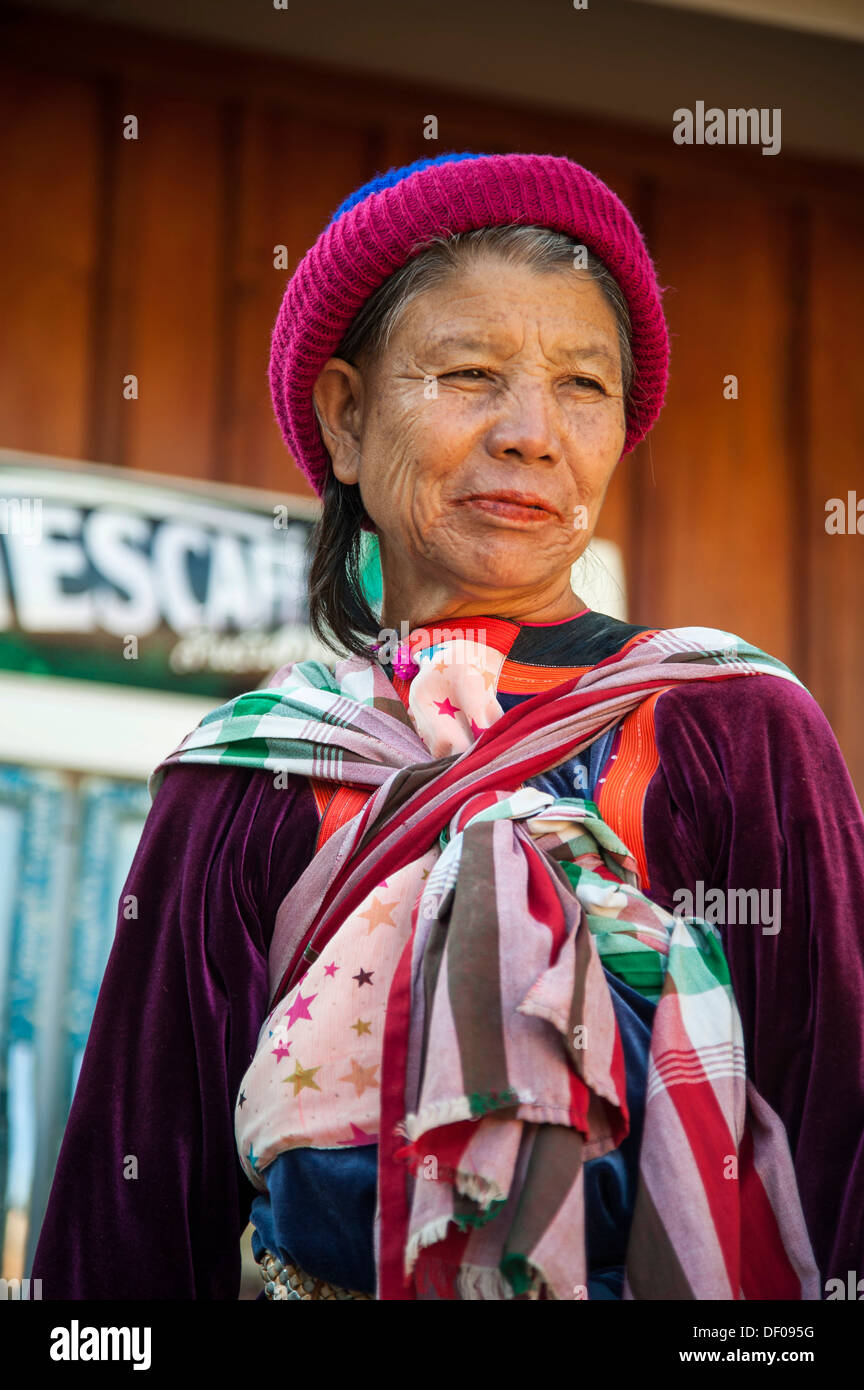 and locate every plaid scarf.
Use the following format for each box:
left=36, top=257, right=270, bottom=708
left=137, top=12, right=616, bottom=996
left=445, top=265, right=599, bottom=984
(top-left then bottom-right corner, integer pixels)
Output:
left=149, top=624, right=820, bottom=1300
